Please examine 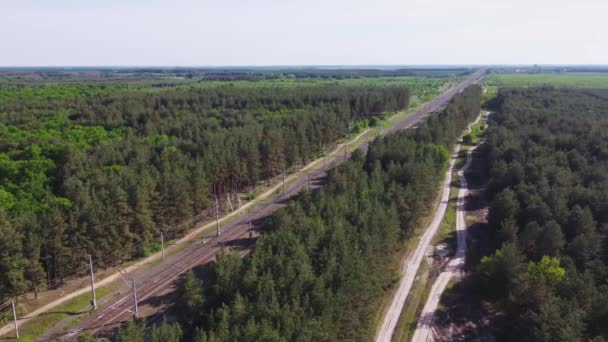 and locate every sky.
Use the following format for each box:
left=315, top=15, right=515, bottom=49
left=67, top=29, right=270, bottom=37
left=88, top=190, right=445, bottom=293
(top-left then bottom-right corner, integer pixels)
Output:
left=1, top=0, right=606, bottom=66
